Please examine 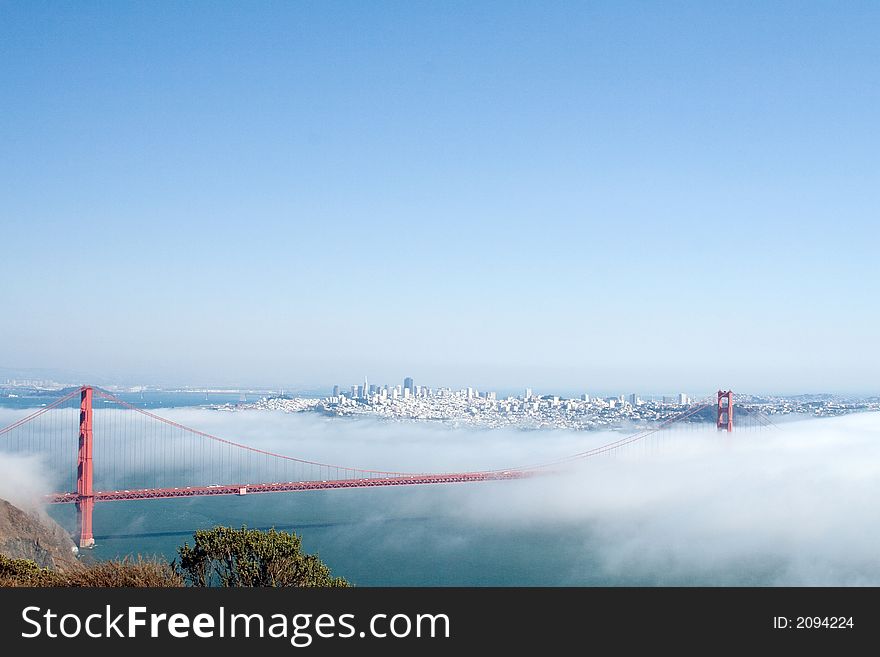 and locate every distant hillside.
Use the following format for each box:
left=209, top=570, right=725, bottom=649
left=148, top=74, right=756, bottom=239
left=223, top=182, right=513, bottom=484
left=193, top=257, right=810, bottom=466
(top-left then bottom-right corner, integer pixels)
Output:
left=0, top=498, right=79, bottom=571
